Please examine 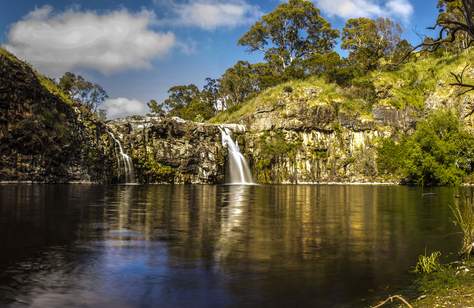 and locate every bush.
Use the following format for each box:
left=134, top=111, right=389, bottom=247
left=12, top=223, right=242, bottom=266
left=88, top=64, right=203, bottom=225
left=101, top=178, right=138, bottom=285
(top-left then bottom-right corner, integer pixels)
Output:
left=377, top=110, right=474, bottom=186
